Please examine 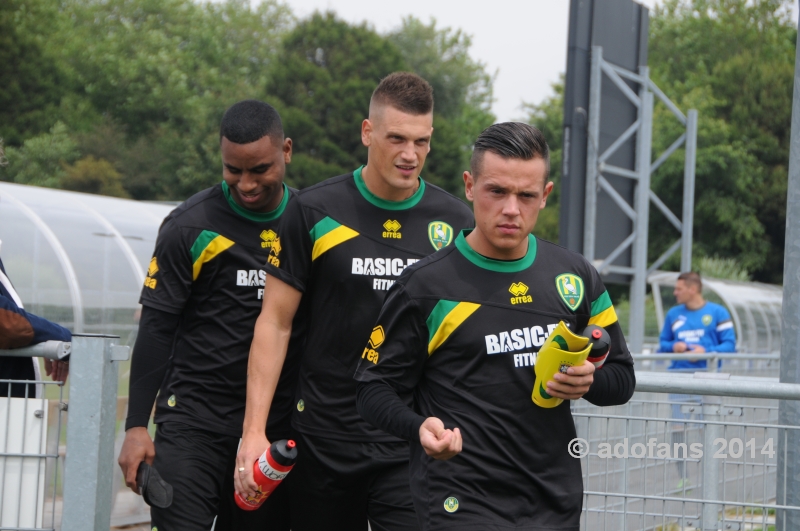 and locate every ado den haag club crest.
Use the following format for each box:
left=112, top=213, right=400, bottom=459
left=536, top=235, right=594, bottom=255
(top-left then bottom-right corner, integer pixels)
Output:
left=428, top=222, right=454, bottom=250
left=555, top=273, right=584, bottom=311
